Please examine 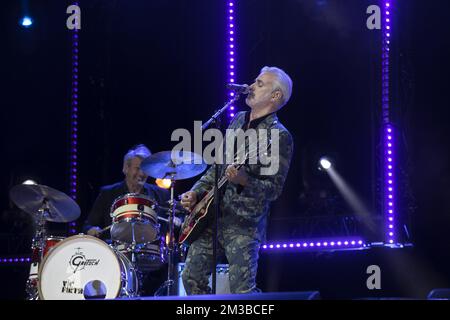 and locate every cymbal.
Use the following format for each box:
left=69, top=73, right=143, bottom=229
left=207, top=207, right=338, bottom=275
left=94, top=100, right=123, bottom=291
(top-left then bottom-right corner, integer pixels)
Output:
left=141, top=151, right=207, bottom=180
left=9, top=184, right=81, bottom=223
